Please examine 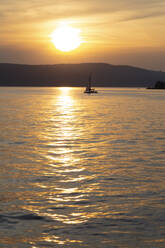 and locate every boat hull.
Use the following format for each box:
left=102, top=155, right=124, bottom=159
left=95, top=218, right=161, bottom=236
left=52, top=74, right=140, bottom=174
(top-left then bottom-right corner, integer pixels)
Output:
left=84, top=90, right=98, bottom=94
